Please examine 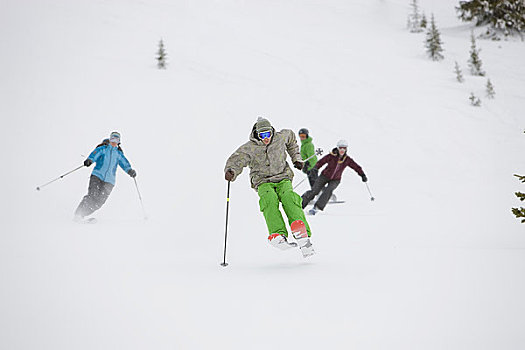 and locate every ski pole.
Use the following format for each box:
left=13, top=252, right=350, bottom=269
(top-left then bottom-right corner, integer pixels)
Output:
left=294, top=148, right=322, bottom=190
left=133, top=178, right=148, bottom=220
left=302, top=153, right=317, bottom=162
left=293, top=177, right=307, bottom=190
left=36, top=165, right=84, bottom=191
left=302, top=148, right=324, bottom=163
left=365, top=183, right=375, bottom=201
left=221, top=181, right=231, bottom=267
left=294, top=156, right=316, bottom=191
